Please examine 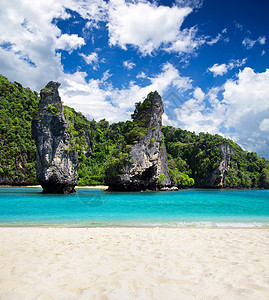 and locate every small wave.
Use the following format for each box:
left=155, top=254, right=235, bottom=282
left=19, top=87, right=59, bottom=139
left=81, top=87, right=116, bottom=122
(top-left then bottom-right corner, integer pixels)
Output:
left=172, top=221, right=269, bottom=228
